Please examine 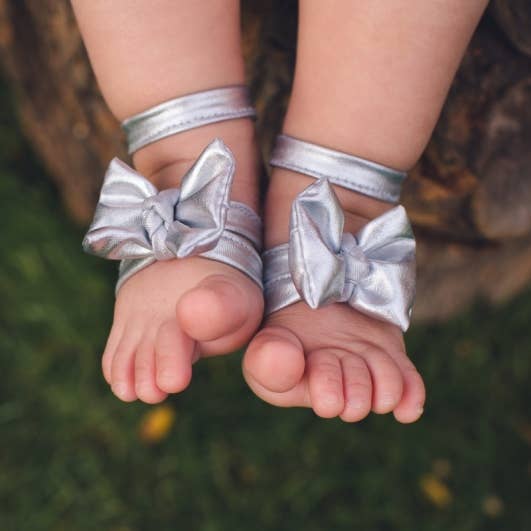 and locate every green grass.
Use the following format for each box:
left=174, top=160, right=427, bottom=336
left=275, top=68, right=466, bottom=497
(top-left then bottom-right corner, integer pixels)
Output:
left=0, top=81, right=530, bottom=531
